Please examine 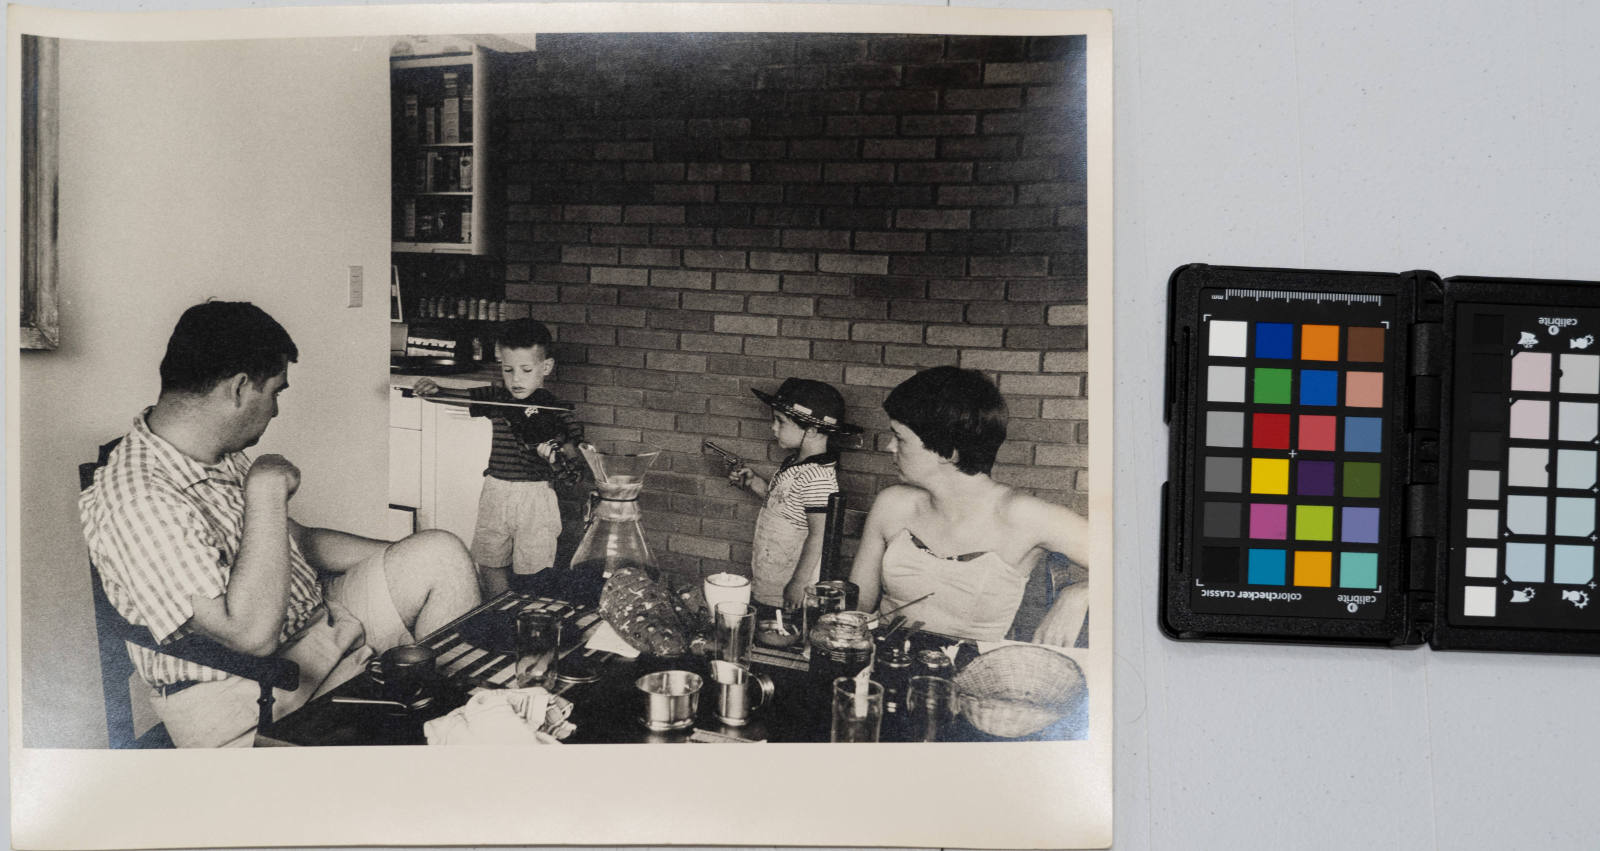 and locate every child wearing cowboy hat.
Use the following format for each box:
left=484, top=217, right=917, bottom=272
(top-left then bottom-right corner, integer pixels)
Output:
left=729, top=378, right=862, bottom=611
